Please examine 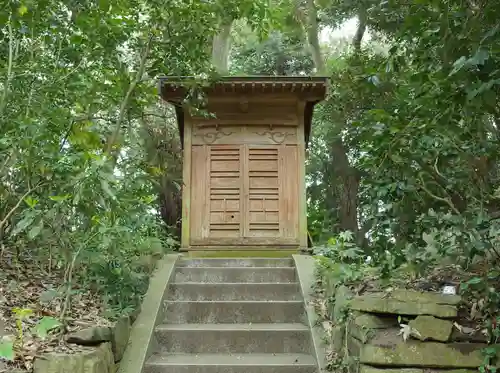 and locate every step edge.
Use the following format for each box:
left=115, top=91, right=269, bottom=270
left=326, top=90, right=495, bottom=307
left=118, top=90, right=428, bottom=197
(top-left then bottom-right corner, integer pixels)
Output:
left=145, top=353, right=317, bottom=366
left=178, top=258, right=295, bottom=260
left=176, top=266, right=295, bottom=271
left=165, top=300, right=305, bottom=304
left=146, top=362, right=317, bottom=366
left=169, top=282, right=301, bottom=285
left=155, top=323, right=310, bottom=331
